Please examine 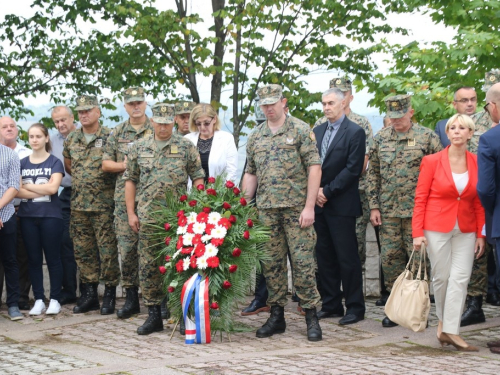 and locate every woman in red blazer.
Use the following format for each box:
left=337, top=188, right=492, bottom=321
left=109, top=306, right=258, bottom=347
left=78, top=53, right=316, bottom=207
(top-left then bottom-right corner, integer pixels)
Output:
left=413, top=113, right=485, bottom=351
